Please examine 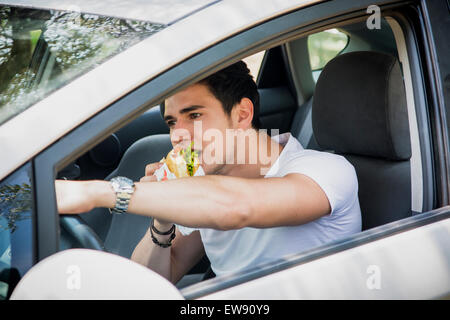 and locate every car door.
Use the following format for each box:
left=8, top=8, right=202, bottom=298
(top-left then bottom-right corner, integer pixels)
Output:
left=2, top=0, right=326, bottom=298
